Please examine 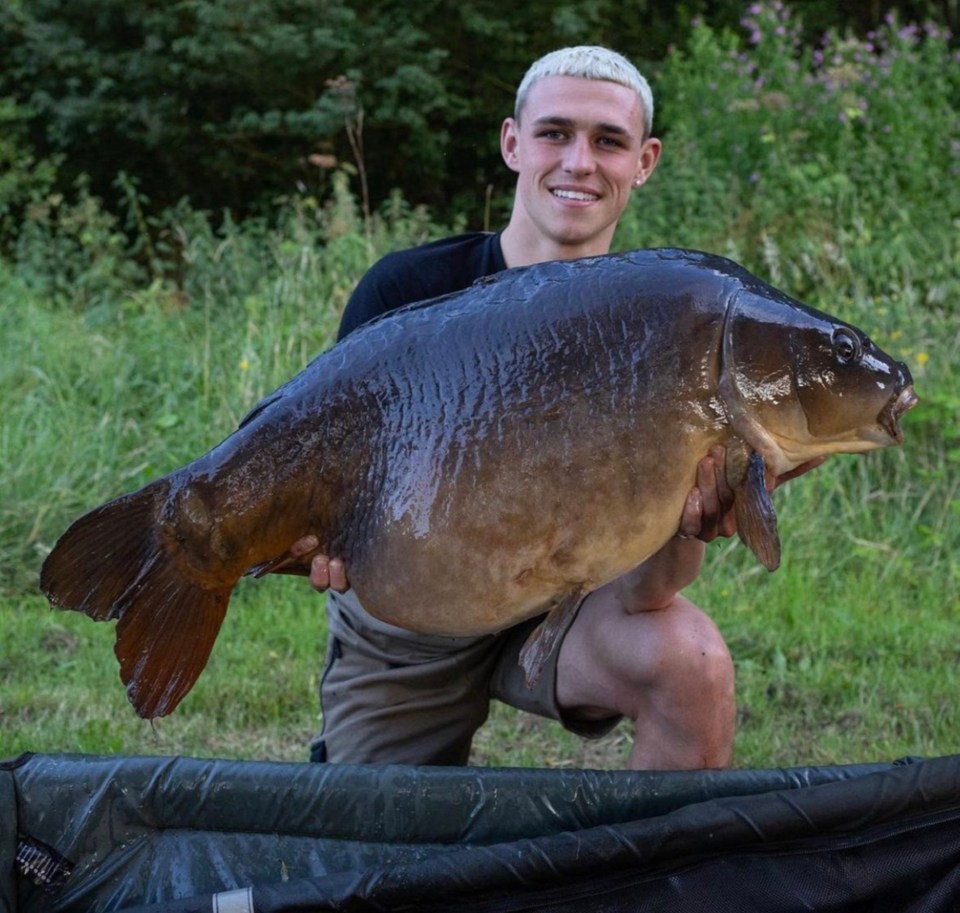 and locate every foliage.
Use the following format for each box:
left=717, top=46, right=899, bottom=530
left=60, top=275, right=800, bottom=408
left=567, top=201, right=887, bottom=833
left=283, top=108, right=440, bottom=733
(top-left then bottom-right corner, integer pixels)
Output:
left=0, top=1, right=956, bottom=229
left=1, top=5, right=958, bottom=768
left=616, top=3, right=960, bottom=310
left=0, top=0, right=452, bottom=218
left=0, top=97, right=61, bottom=237
left=10, top=166, right=448, bottom=313
left=1, top=251, right=957, bottom=766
